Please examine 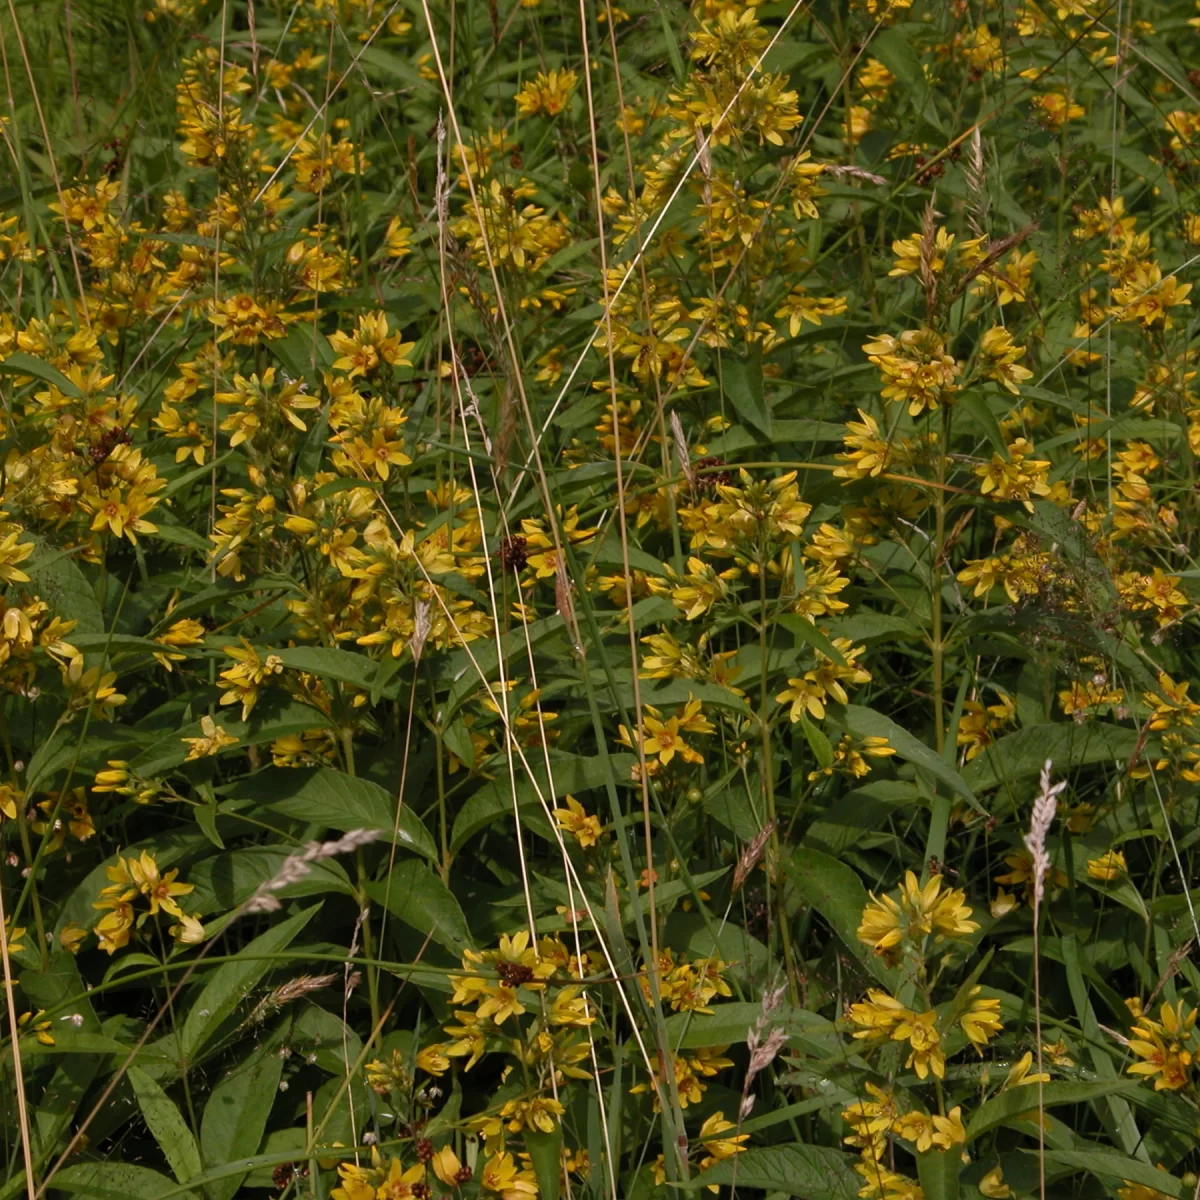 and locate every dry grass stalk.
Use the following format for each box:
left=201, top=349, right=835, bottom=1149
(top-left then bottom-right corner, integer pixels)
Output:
left=965, top=127, right=988, bottom=237
left=732, top=820, right=775, bottom=893
left=949, top=222, right=1040, bottom=303
left=1026, top=759, right=1066, bottom=1200
left=918, top=196, right=940, bottom=314
left=245, top=829, right=382, bottom=914
left=822, top=163, right=887, bottom=186
left=670, top=412, right=696, bottom=494
left=1025, top=759, right=1066, bottom=905
left=249, top=972, right=340, bottom=1024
